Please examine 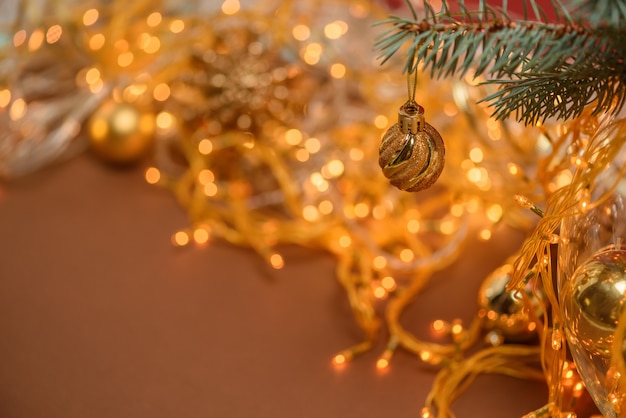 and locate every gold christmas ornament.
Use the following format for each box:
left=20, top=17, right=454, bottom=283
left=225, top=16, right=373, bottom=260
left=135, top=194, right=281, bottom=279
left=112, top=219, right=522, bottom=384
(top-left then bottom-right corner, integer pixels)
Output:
left=562, top=247, right=626, bottom=357
left=477, top=261, right=544, bottom=344
left=561, top=245, right=626, bottom=417
left=87, top=100, right=156, bottom=164
left=379, top=99, right=445, bottom=192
